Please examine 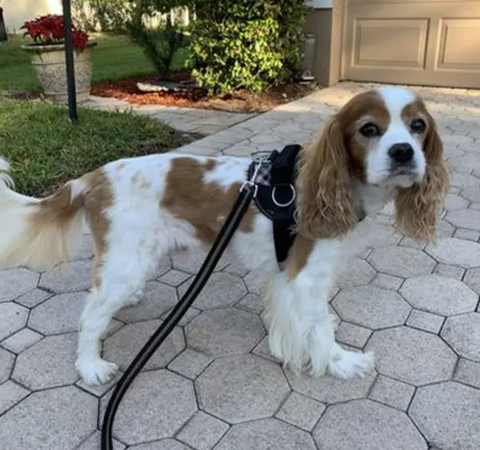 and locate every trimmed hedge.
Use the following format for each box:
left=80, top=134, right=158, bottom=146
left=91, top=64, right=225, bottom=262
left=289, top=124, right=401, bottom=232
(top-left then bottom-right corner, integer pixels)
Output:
left=189, top=0, right=307, bottom=95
